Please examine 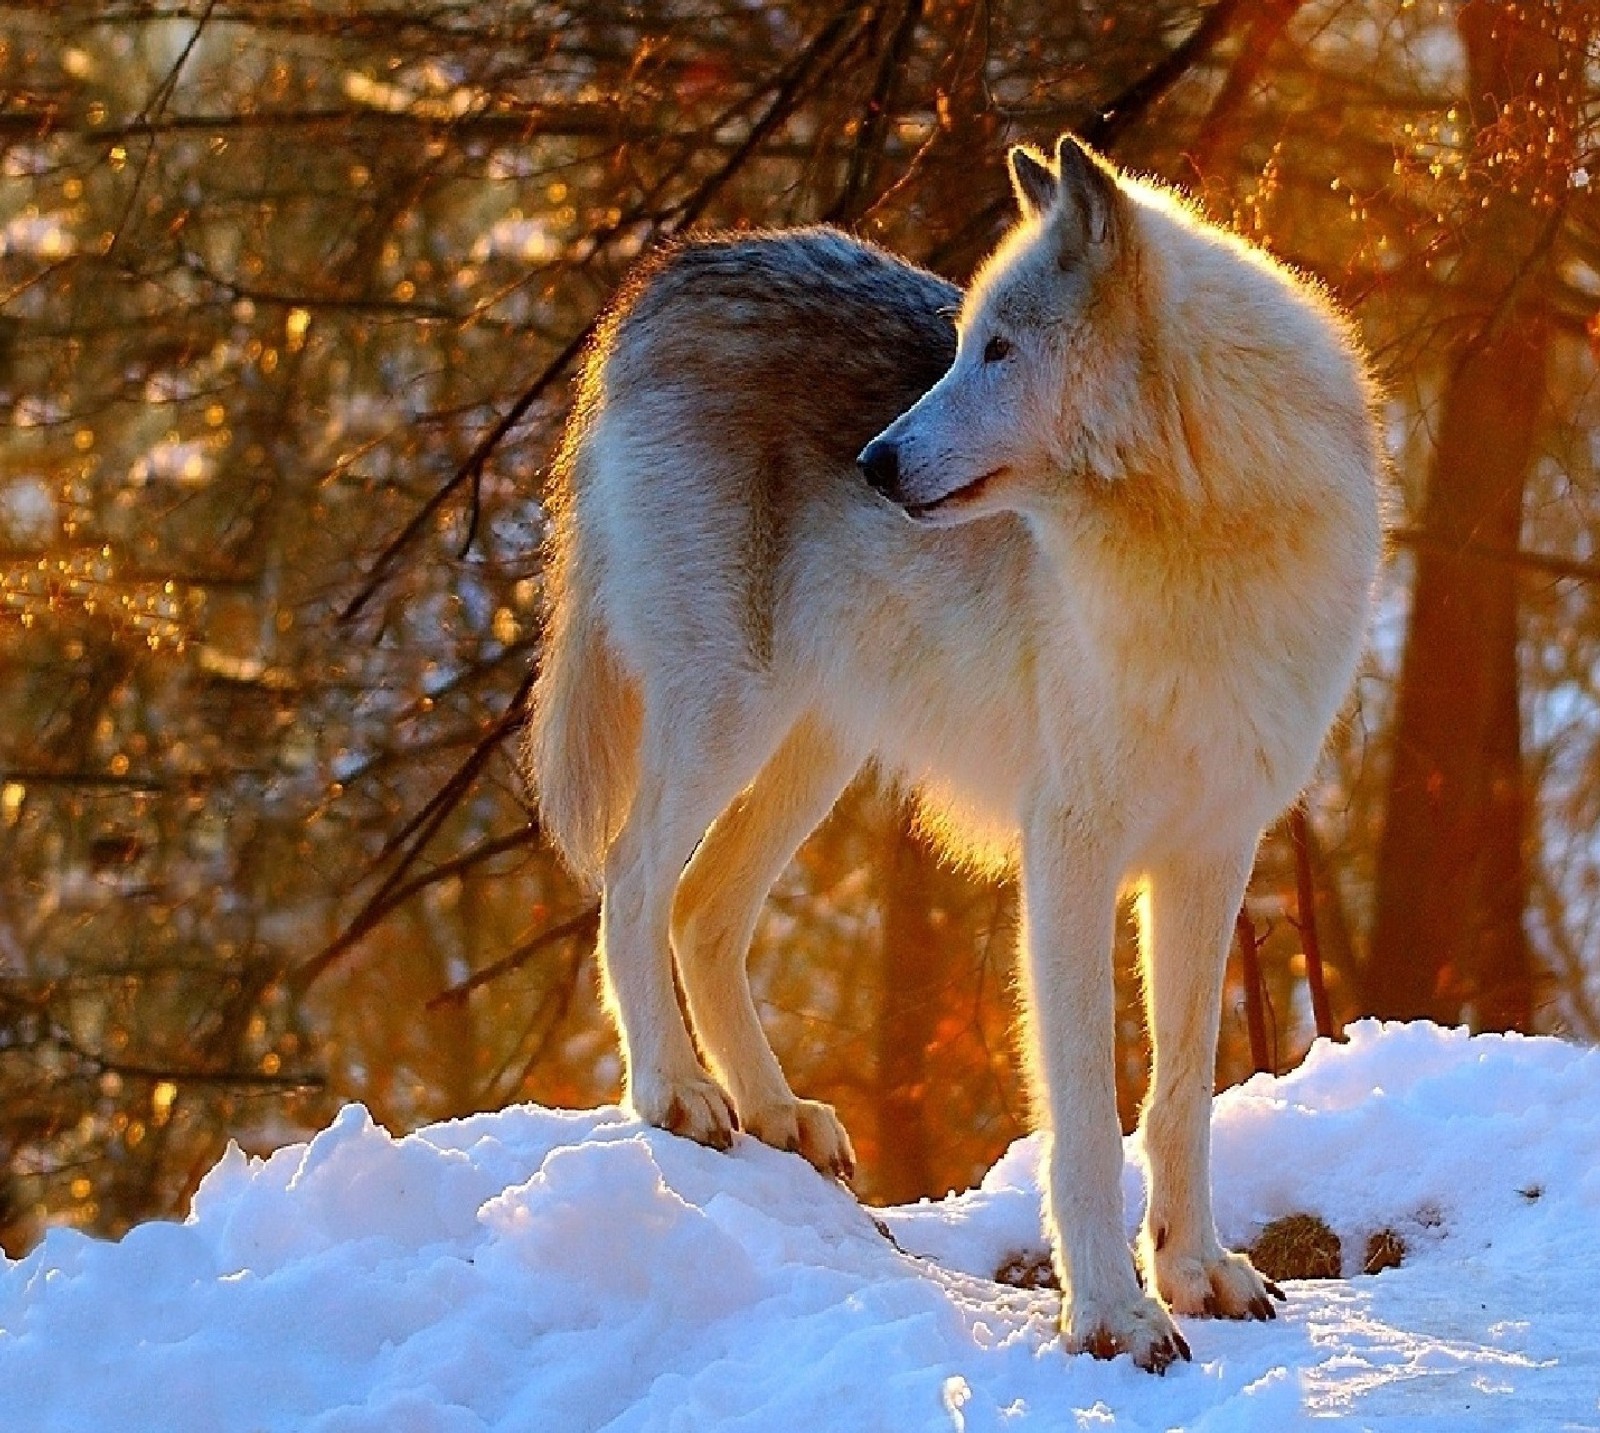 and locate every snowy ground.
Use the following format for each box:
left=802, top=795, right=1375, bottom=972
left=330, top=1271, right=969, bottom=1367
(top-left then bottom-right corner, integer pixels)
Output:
left=2, top=1020, right=1597, bottom=1431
